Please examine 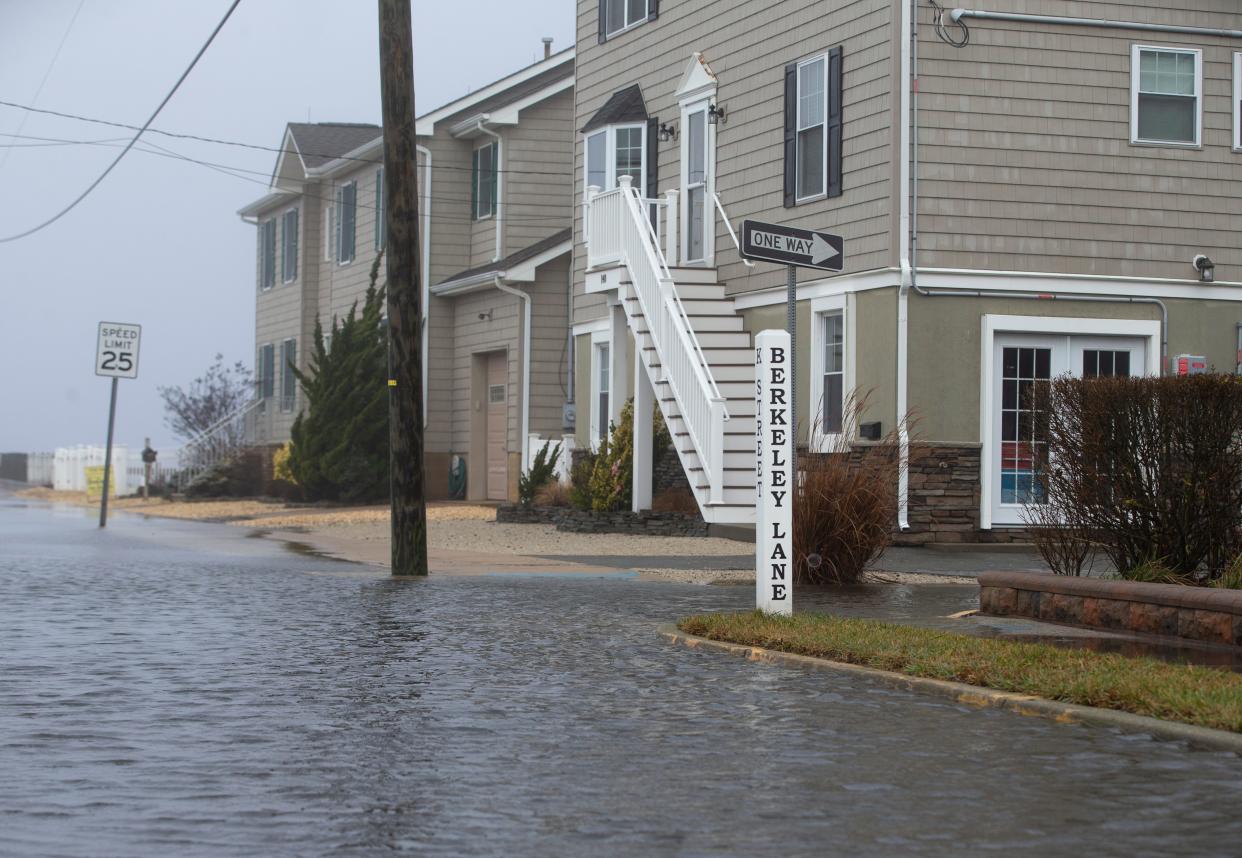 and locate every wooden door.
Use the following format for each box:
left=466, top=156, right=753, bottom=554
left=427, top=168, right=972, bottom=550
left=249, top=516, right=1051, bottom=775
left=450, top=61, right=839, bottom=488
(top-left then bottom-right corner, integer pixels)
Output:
left=486, top=352, right=508, bottom=501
